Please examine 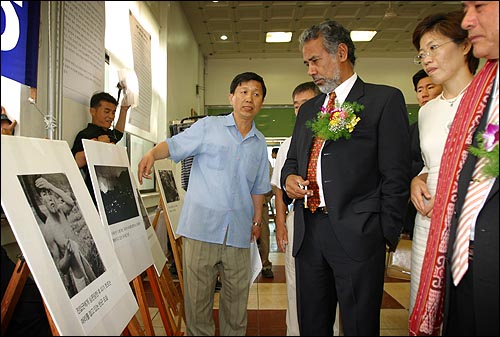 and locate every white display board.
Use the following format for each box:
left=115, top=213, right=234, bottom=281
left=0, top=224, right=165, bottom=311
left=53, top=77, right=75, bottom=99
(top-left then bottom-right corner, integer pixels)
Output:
left=83, top=139, right=153, bottom=282
left=136, top=187, right=167, bottom=277
left=1, top=135, right=138, bottom=335
left=155, top=168, right=183, bottom=239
